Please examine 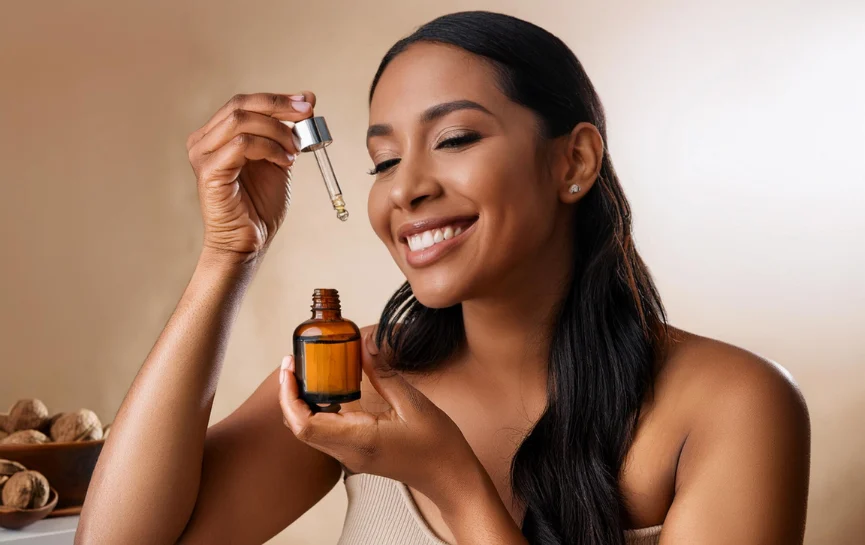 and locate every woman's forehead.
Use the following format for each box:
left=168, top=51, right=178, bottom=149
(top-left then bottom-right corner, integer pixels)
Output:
left=369, top=43, right=505, bottom=122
